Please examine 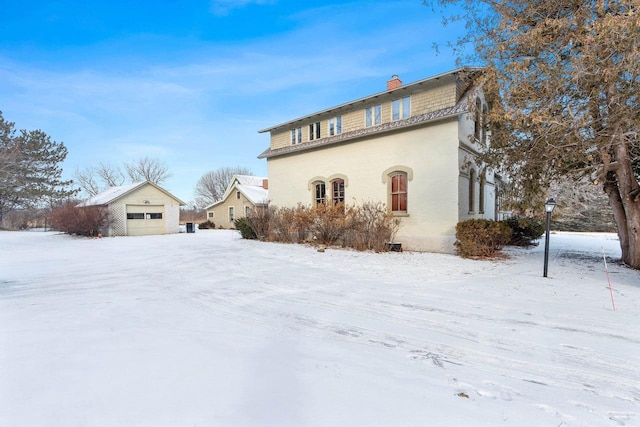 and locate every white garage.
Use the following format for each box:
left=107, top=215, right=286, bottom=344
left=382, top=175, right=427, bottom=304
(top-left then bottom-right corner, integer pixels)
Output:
left=77, top=181, right=185, bottom=237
